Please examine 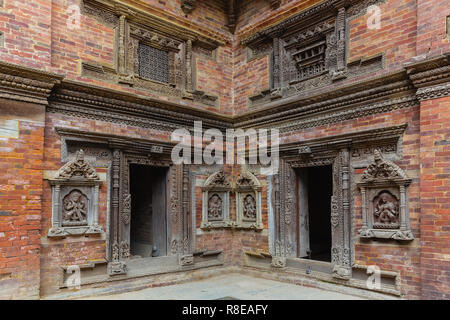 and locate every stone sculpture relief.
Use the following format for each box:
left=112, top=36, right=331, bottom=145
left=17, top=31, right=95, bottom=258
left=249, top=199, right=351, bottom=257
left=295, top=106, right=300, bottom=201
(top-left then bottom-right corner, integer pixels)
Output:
left=373, top=191, right=399, bottom=228
left=358, top=149, right=413, bottom=240
left=235, top=169, right=263, bottom=230
left=48, top=150, right=103, bottom=238
left=62, top=190, right=88, bottom=226
left=207, top=194, right=223, bottom=220
left=201, top=170, right=232, bottom=229
left=243, top=194, right=257, bottom=221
